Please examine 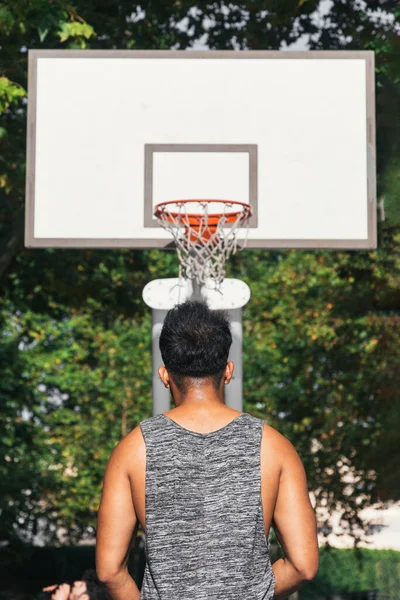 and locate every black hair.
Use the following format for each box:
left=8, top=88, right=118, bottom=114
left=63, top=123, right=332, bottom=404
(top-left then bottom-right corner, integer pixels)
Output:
left=159, top=300, right=232, bottom=391
left=82, top=570, right=111, bottom=600
left=170, top=369, right=226, bottom=394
